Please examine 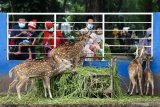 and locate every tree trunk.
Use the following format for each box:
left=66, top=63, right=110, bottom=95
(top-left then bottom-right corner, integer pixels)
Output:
left=157, top=0, right=160, bottom=12
left=85, top=0, right=105, bottom=22
left=85, top=0, right=100, bottom=12
left=144, top=0, right=152, bottom=28
left=9, top=0, right=15, bottom=23
left=62, top=0, right=67, bottom=12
